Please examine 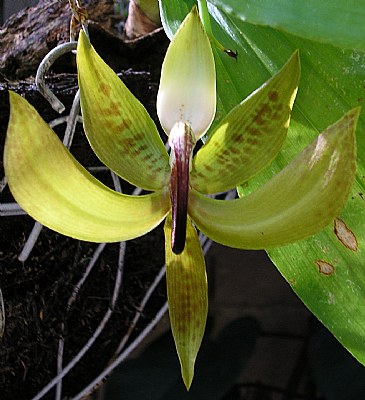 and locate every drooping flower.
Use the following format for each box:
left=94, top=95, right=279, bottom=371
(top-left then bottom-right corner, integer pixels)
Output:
left=4, top=7, right=359, bottom=389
